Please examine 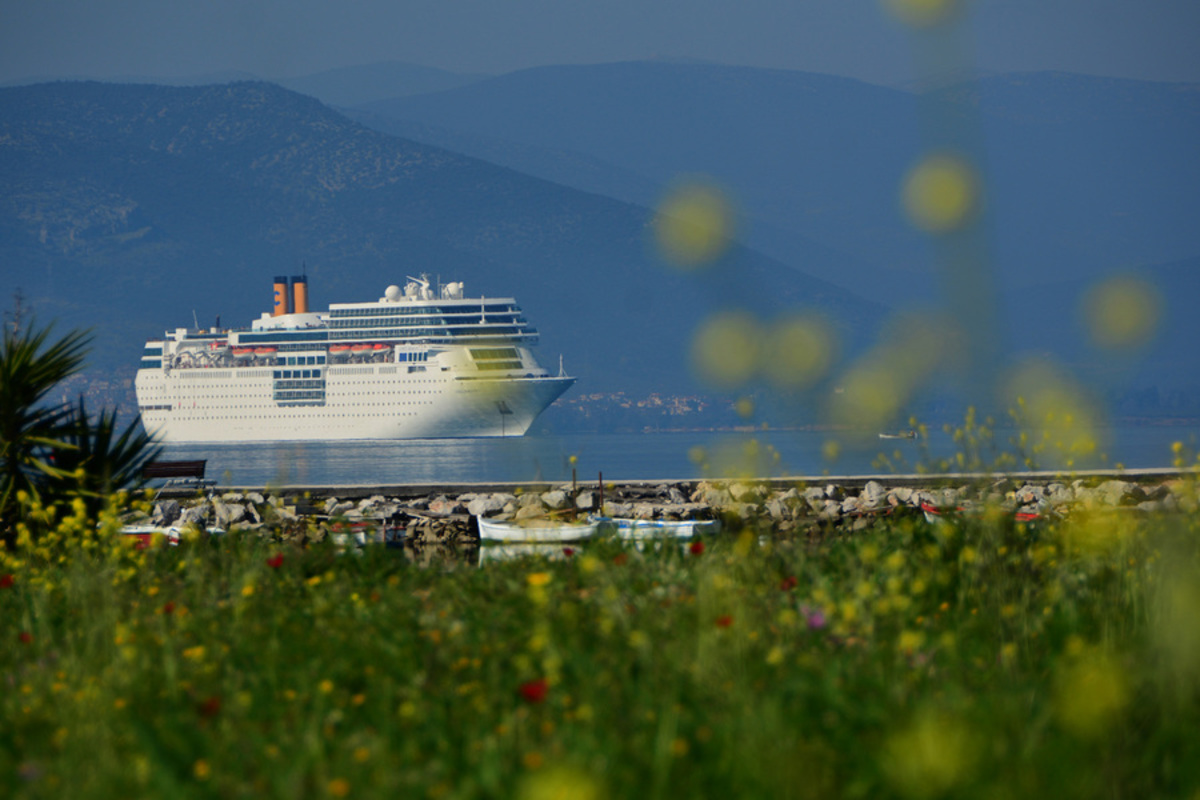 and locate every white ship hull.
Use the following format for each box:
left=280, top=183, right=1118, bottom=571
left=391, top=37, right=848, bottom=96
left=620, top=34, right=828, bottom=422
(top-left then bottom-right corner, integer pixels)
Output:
left=137, top=366, right=573, bottom=442
left=134, top=275, right=575, bottom=443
